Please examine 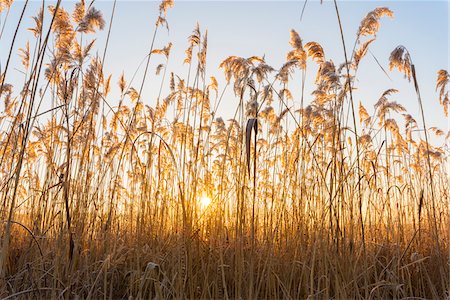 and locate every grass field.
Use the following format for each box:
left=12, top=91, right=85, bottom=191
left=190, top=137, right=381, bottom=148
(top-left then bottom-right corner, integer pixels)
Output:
left=0, top=0, right=449, bottom=298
